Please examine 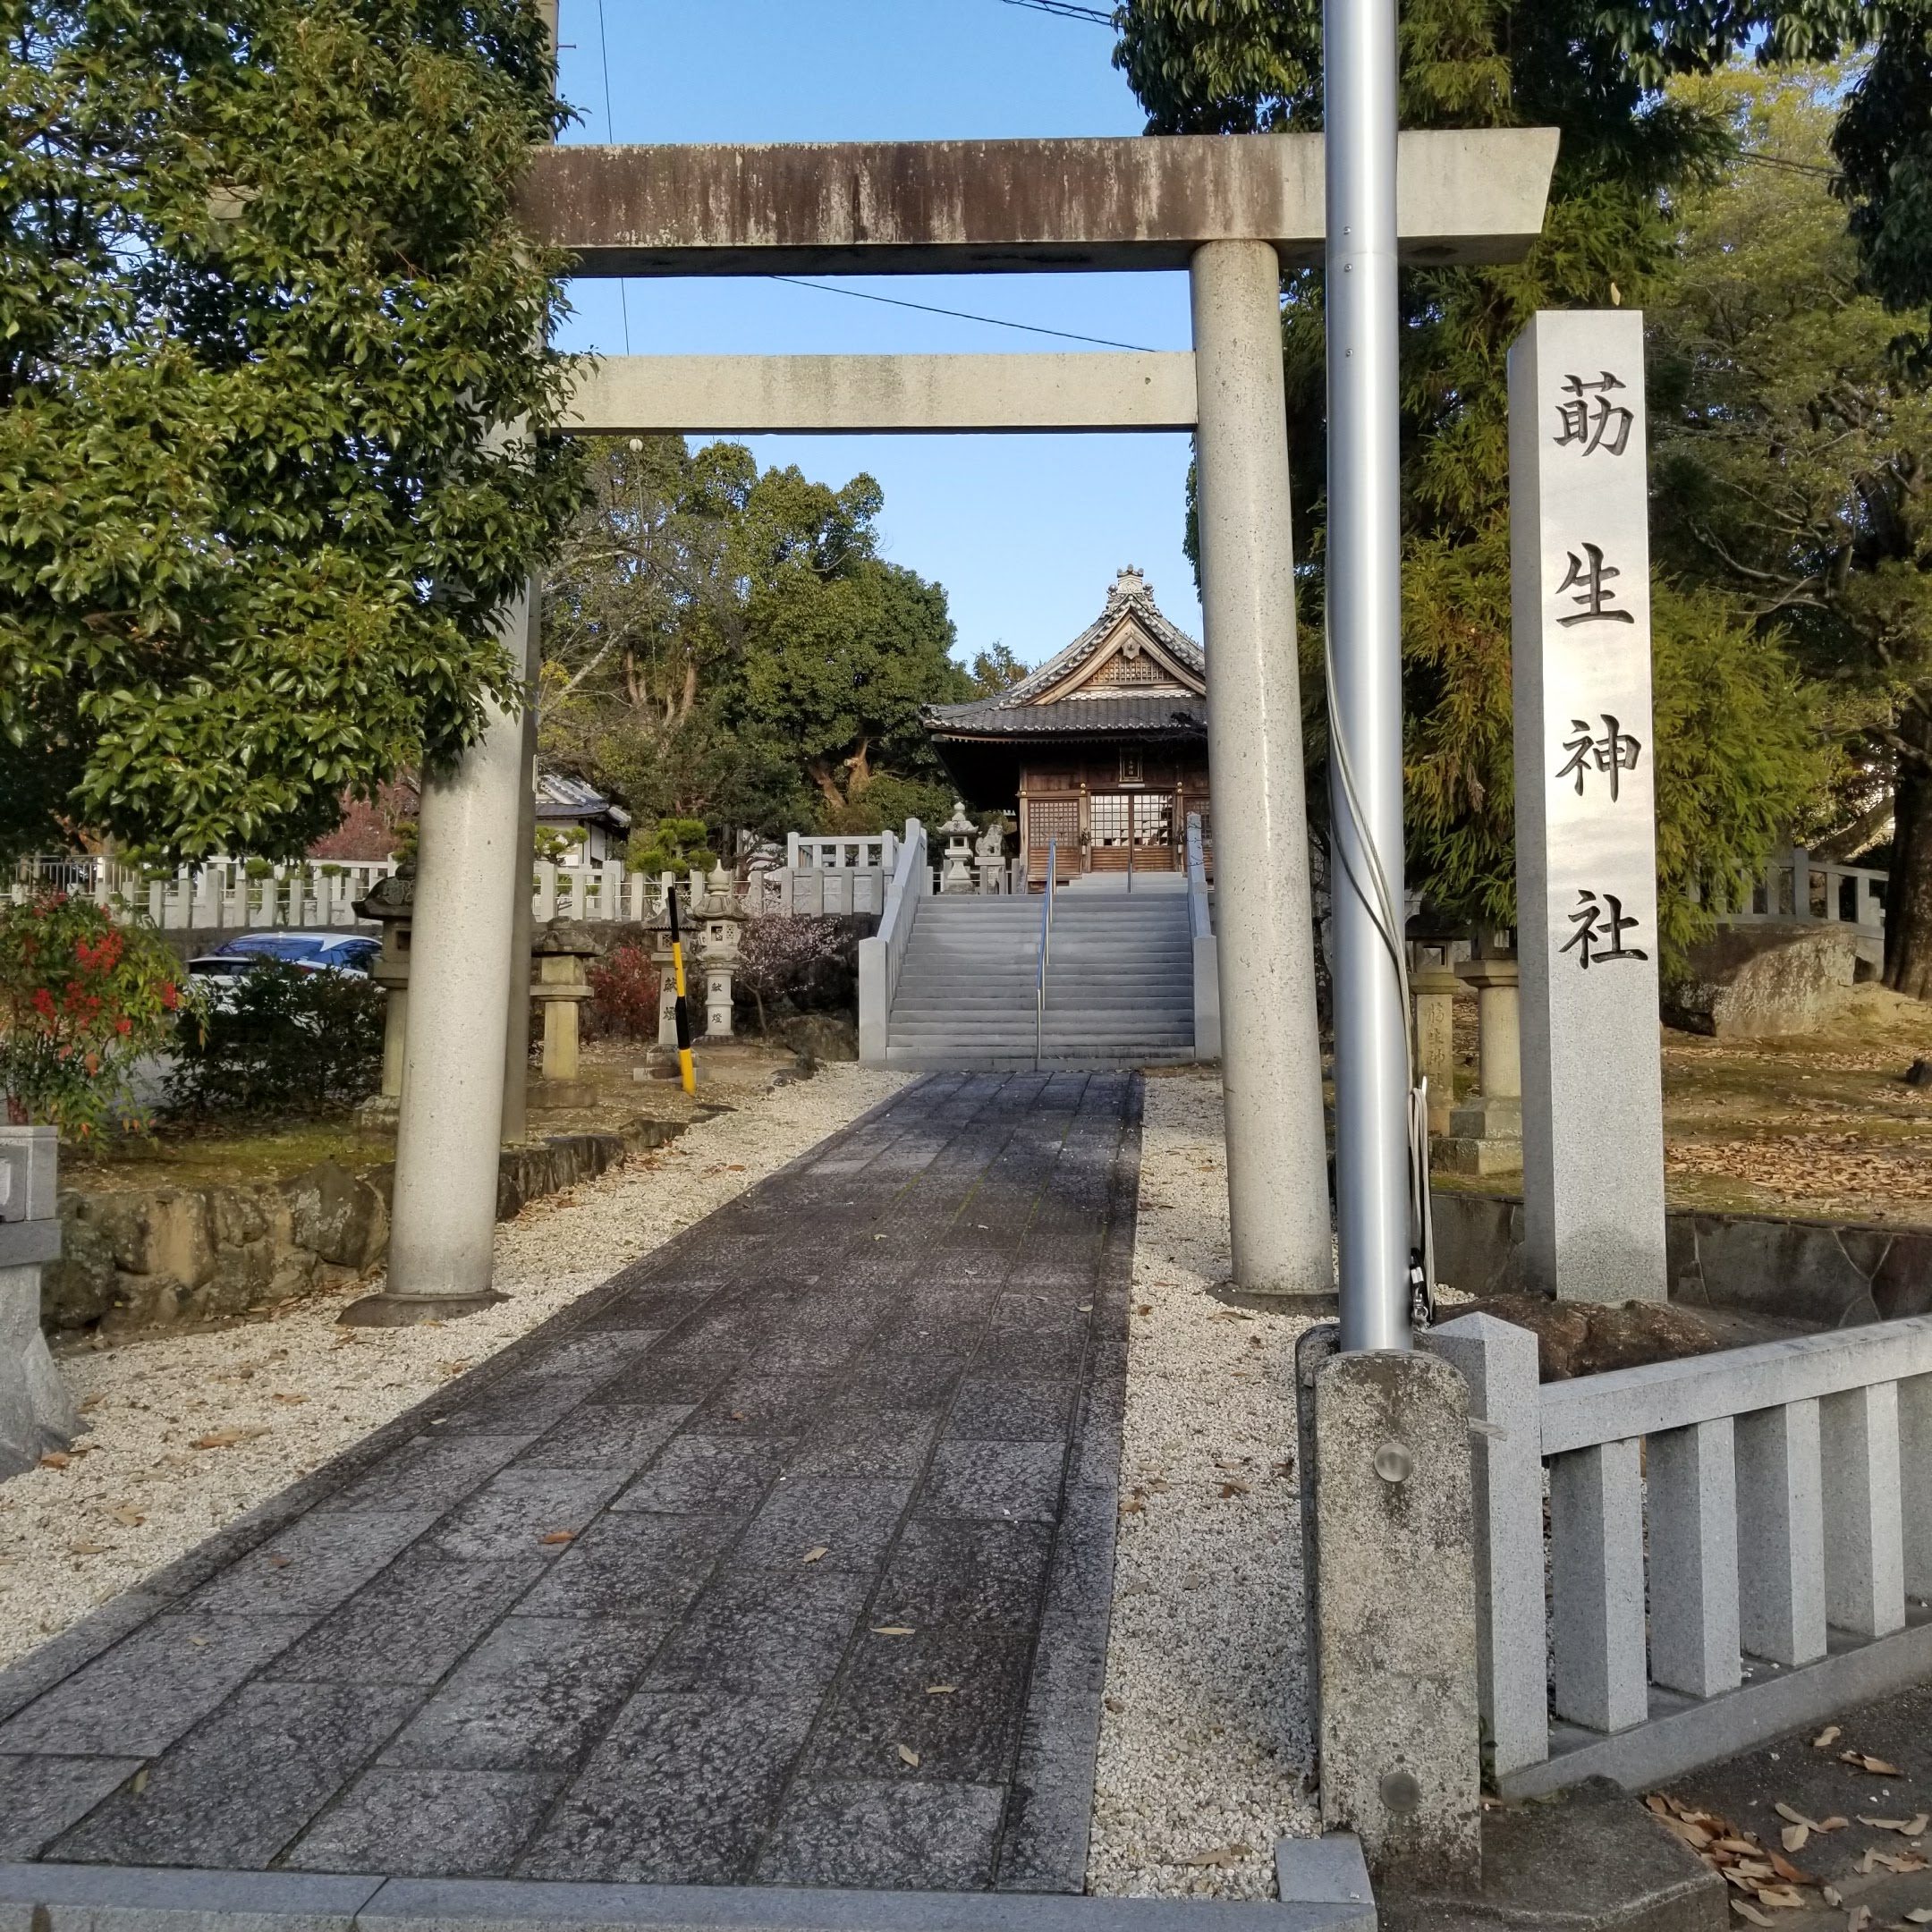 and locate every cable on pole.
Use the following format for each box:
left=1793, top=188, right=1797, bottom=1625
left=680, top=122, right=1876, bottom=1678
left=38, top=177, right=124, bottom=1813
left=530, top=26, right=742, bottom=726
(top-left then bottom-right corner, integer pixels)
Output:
left=594, top=0, right=632, bottom=354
